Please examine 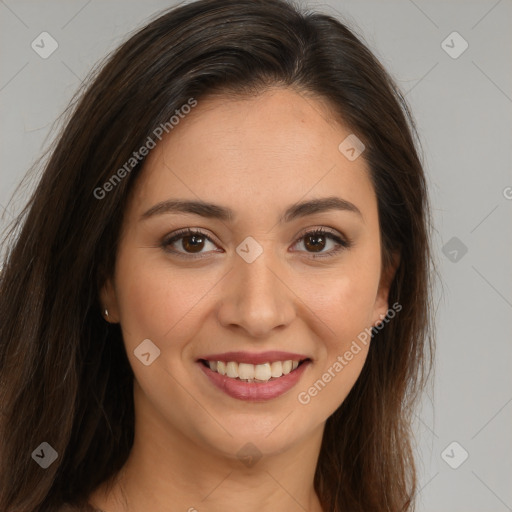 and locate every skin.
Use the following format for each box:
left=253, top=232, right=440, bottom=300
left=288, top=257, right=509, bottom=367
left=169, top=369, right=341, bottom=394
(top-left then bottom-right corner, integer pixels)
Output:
left=94, top=87, right=398, bottom=512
